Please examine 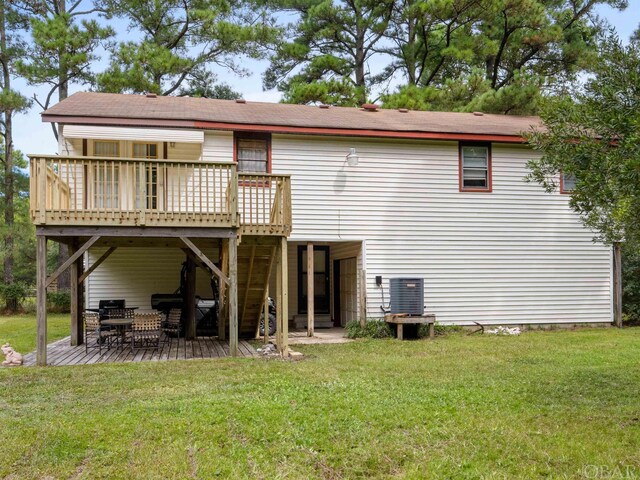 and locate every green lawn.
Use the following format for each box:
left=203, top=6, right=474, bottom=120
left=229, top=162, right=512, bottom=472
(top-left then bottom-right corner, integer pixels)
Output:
left=0, top=313, right=69, bottom=354
left=1, top=327, right=640, bottom=479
